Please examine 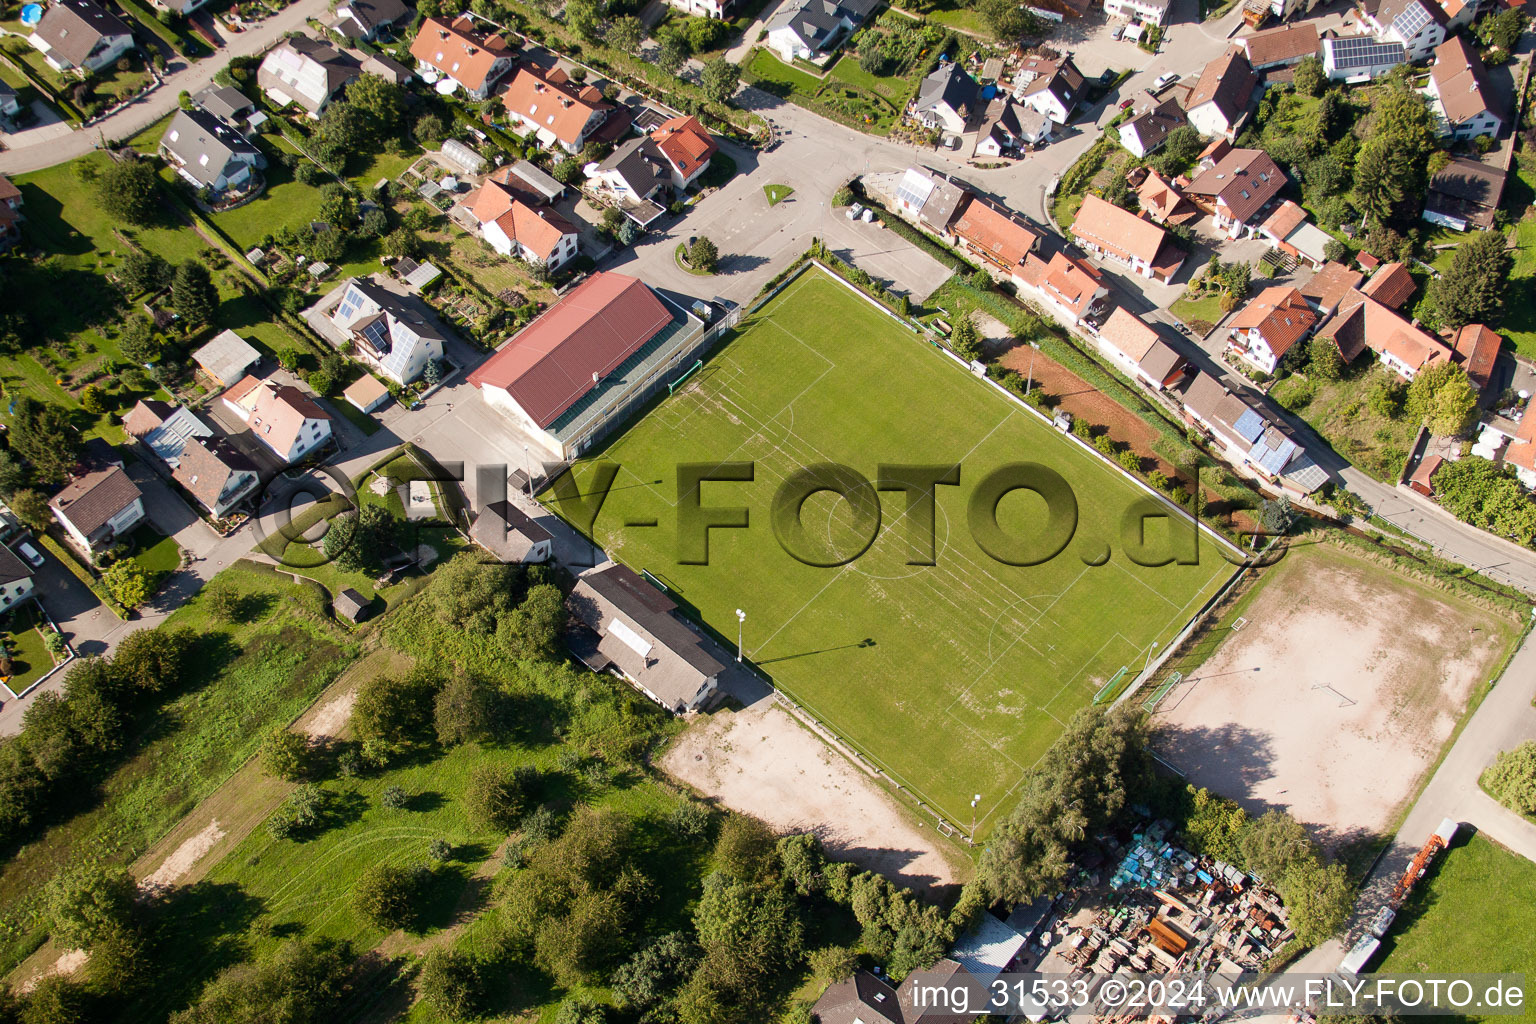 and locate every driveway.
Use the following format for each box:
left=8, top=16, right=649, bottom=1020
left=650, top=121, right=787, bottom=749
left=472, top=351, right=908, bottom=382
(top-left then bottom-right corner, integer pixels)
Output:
left=0, top=0, right=331, bottom=175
